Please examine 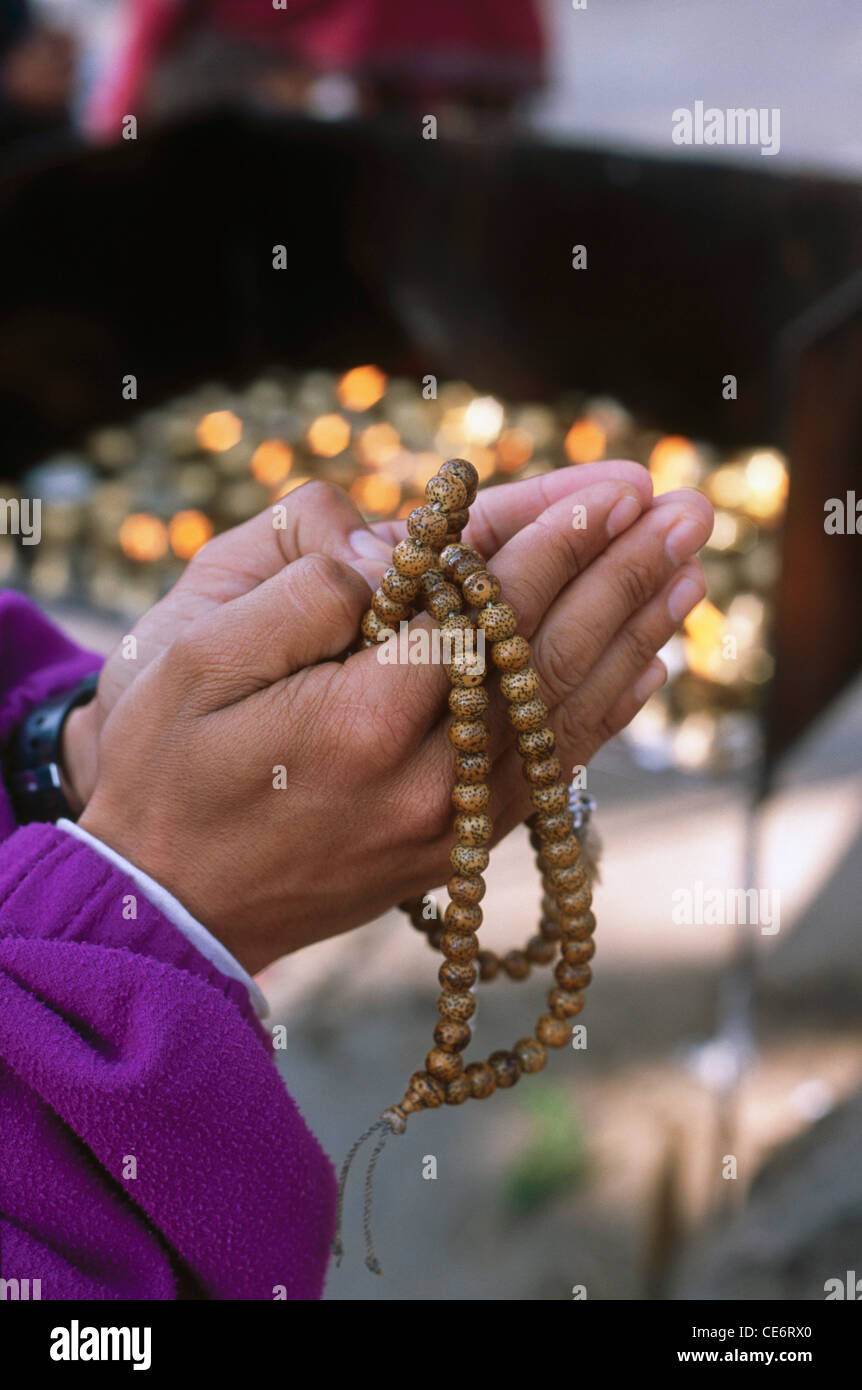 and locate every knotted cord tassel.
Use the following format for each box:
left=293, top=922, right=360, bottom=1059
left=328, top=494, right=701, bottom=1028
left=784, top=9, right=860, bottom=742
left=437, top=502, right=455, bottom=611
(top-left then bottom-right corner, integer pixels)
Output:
left=332, top=1117, right=387, bottom=1265
left=362, top=1120, right=396, bottom=1274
